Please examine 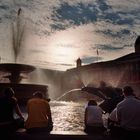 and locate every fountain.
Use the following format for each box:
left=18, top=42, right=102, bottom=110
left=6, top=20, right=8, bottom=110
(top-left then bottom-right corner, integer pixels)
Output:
left=0, top=63, right=48, bottom=104
left=0, top=8, right=48, bottom=104
left=0, top=63, right=35, bottom=83
left=81, top=84, right=124, bottom=113
left=55, top=88, right=81, bottom=101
